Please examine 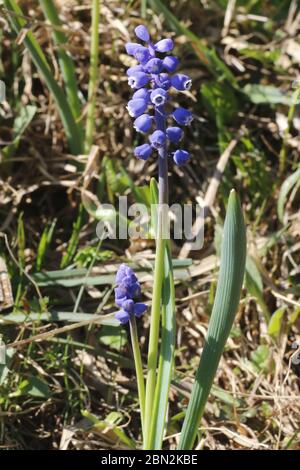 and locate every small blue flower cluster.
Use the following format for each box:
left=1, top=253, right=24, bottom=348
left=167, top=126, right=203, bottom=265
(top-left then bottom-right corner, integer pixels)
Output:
left=115, top=264, right=147, bottom=324
left=125, top=25, right=193, bottom=165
